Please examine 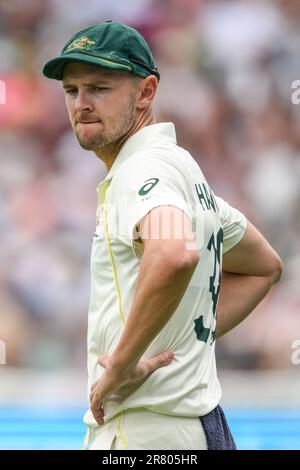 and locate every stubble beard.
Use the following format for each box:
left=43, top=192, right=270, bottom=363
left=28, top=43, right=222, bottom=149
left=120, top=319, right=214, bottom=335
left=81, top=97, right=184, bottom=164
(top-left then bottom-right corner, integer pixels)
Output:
left=75, top=97, right=137, bottom=152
